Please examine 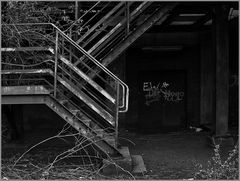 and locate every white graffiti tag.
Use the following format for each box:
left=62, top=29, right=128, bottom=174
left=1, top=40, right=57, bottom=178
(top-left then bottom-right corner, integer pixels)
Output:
left=143, top=82, right=184, bottom=106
